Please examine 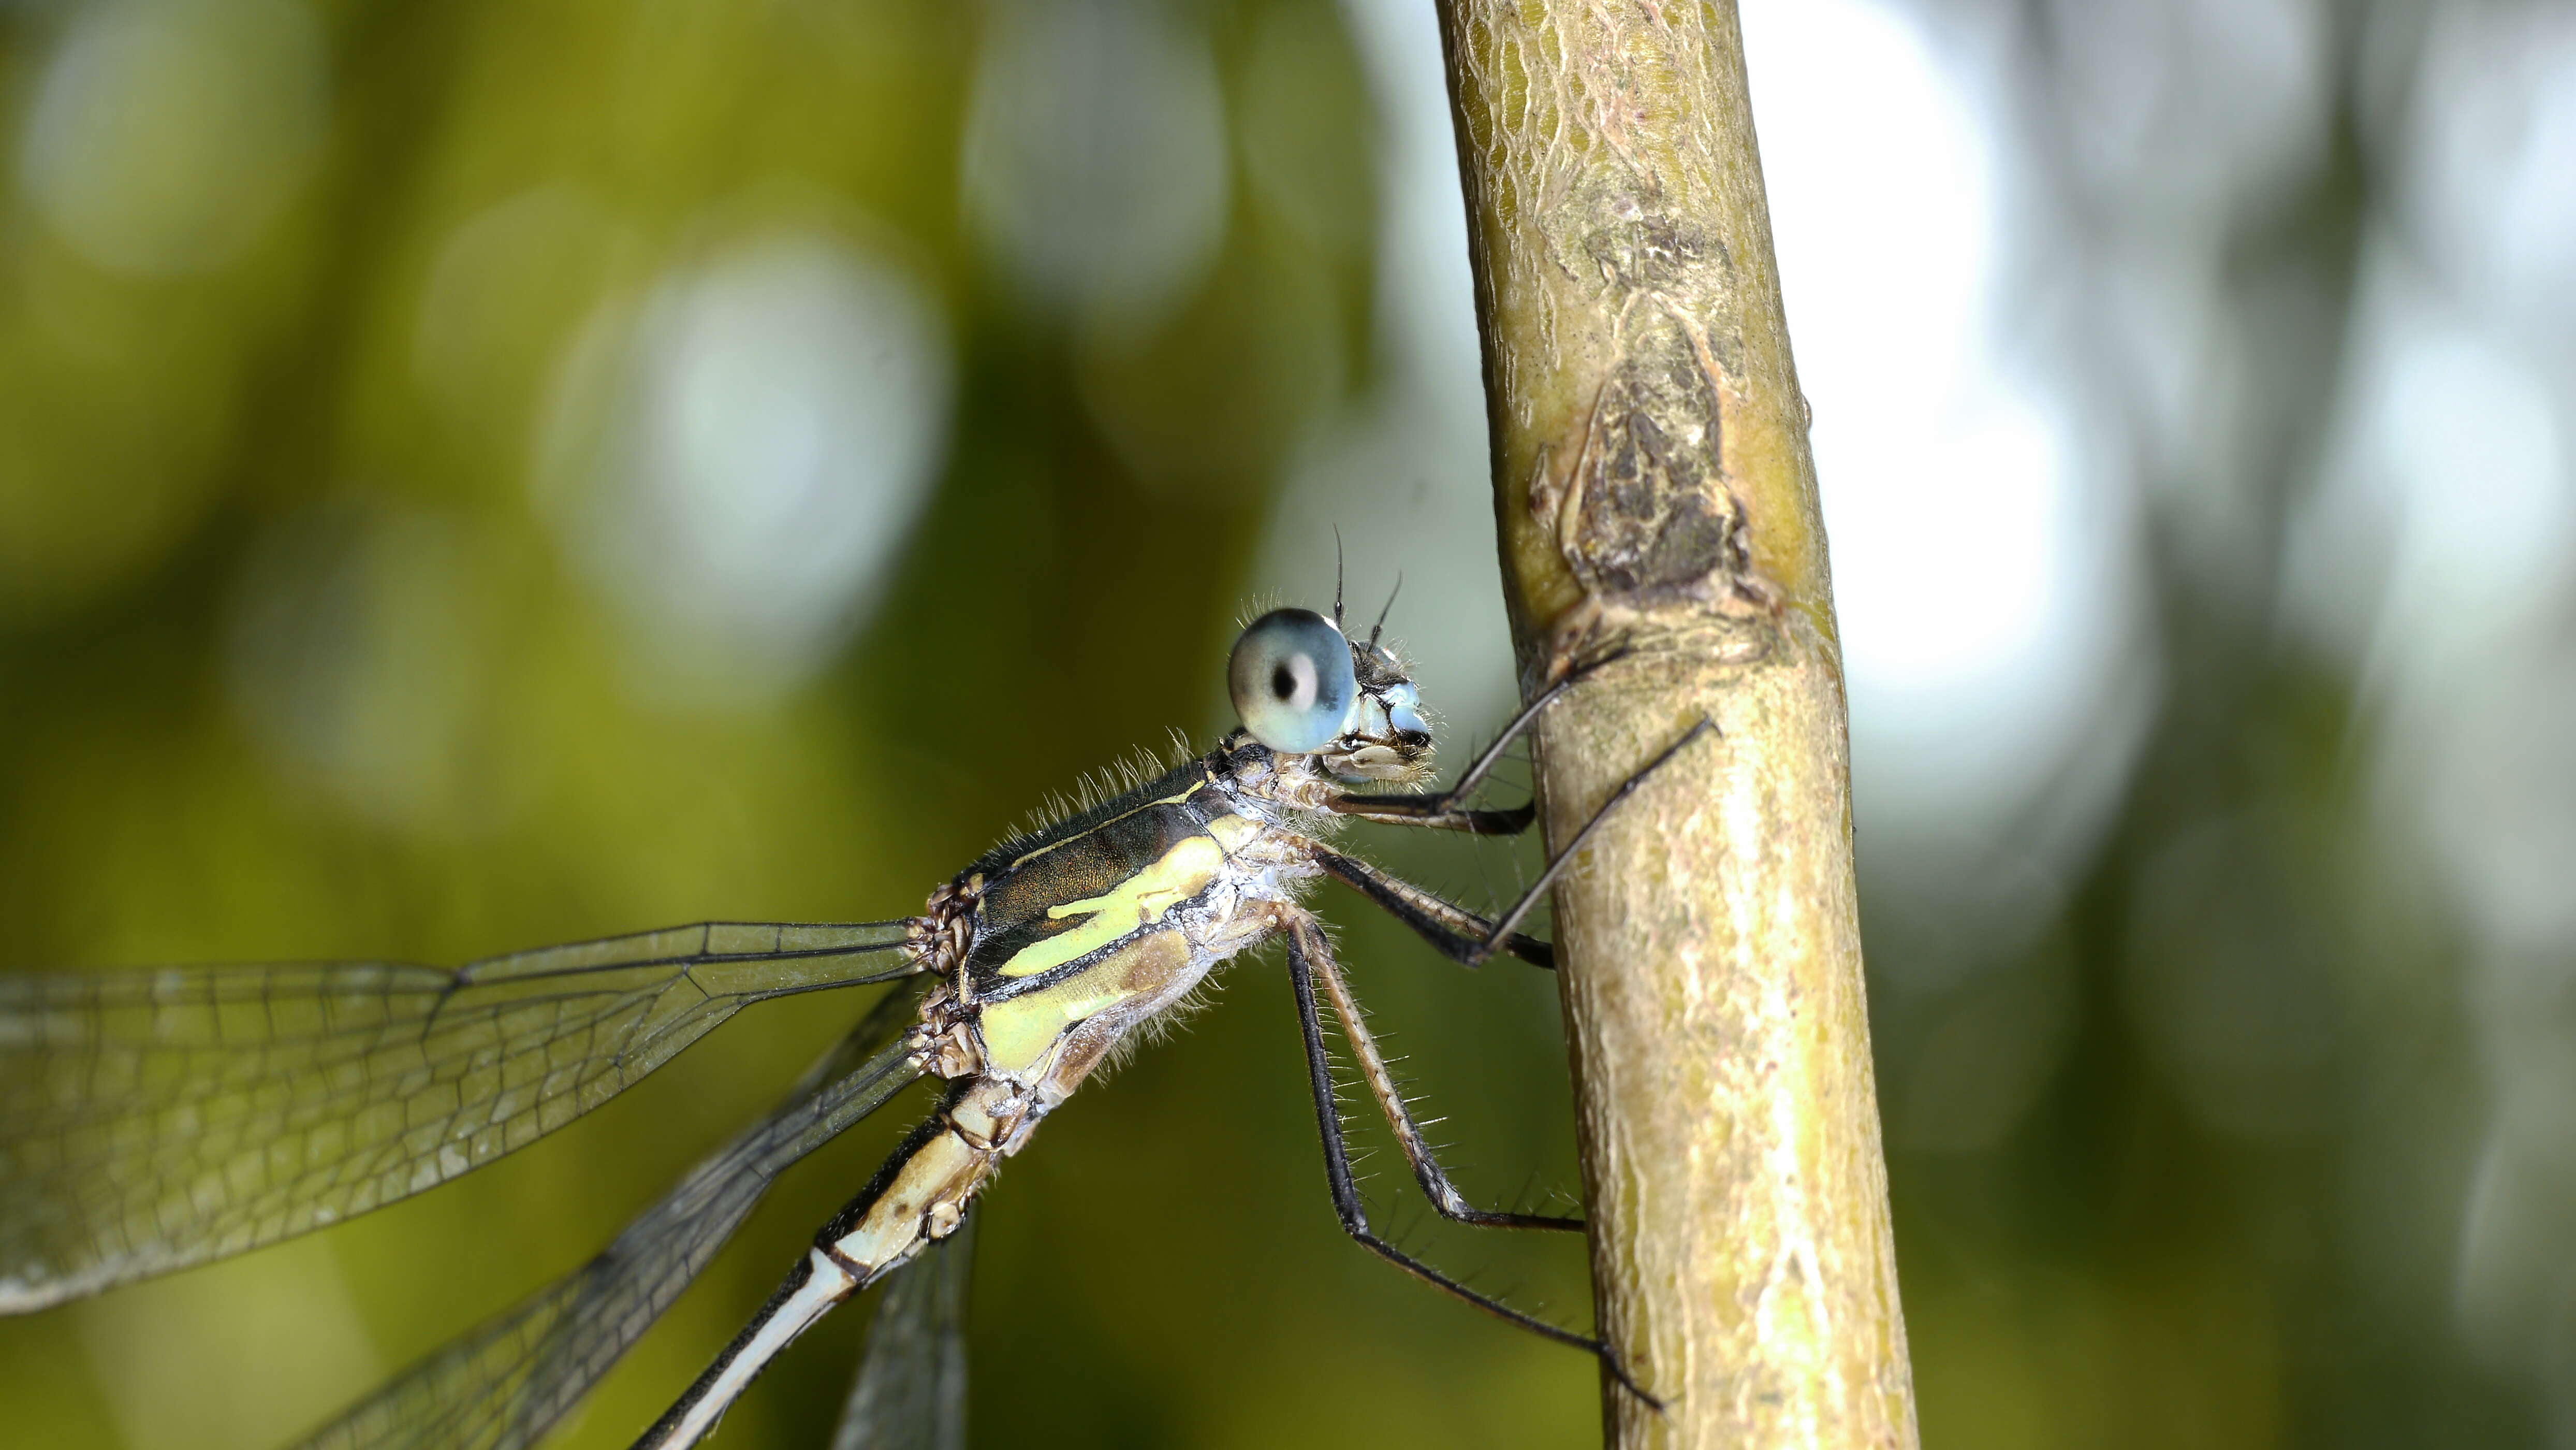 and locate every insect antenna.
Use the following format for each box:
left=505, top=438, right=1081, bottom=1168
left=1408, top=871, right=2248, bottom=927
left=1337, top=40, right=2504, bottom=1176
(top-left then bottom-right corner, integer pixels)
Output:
left=1331, top=527, right=1346, bottom=627
left=1366, top=574, right=1403, bottom=650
